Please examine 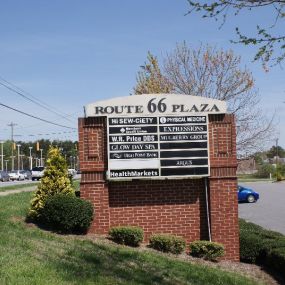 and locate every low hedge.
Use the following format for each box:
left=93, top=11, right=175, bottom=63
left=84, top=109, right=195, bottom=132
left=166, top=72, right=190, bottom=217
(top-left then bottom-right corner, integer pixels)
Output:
left=39, top=194, right=94, bottom=234
left=149, top=234, right=186, bottom=254
left=109, top=226, right=143, bottom=247
left=239, top=219, right=285, bottom=280
left=266, top=248, right=285, bottom=275
left=189, top=240, right=224, bottom=261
